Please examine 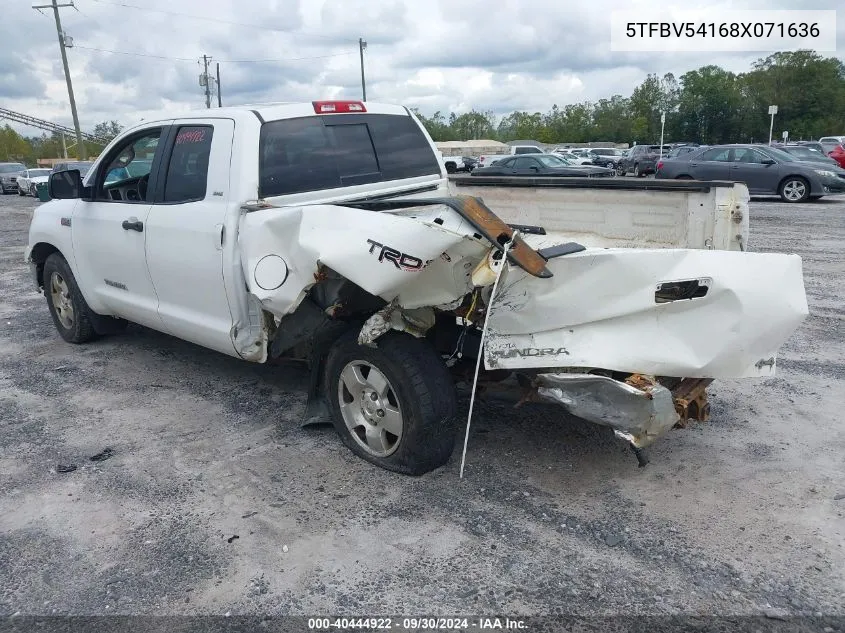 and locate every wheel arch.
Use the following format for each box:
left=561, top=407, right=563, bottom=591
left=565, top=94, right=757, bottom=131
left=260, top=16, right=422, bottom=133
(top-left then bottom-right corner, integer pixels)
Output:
left=29, top=242, right=63, bottom=290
